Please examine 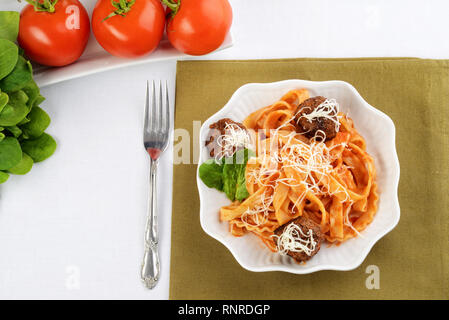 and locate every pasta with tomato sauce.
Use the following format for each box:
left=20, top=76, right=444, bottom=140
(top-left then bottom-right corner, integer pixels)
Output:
left=205, top=89, right=378, bottom=262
